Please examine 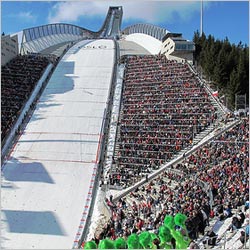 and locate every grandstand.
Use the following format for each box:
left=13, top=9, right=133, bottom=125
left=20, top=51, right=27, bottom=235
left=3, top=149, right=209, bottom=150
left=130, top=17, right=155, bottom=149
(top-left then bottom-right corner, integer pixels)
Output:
left=1, top=6, right=249, bottom=250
